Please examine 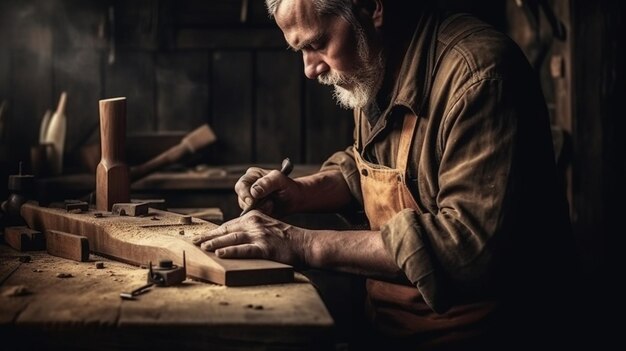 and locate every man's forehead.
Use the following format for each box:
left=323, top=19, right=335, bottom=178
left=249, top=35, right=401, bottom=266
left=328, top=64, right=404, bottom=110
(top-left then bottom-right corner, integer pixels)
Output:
left=275, top=0, right=326, bottom=50
left=275, top=0, right=319, bottom=27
